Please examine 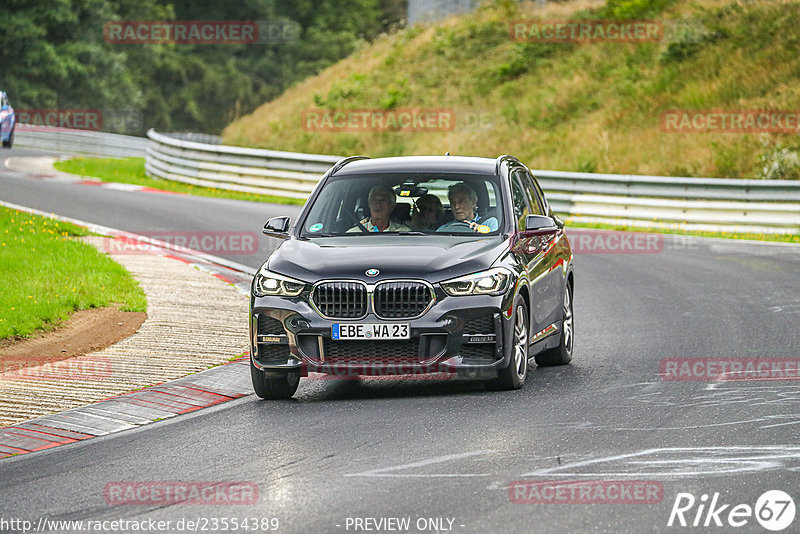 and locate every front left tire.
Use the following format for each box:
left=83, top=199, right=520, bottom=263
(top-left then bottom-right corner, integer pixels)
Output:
left=251, top=359, right=300, bottom=399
